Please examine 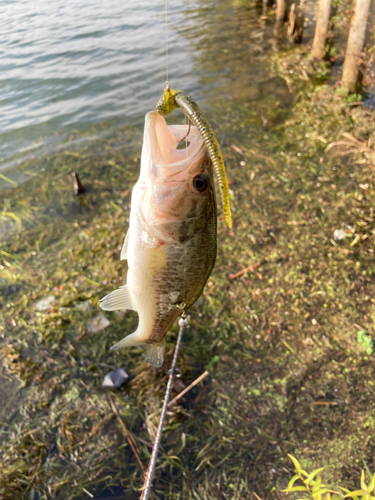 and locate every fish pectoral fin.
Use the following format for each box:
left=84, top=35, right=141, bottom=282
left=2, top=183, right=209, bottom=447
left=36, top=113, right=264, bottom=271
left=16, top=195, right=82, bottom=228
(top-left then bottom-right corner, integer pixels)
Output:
left=110, top=331, right=143, bottom=350
left=99, top=284, right=135, bottom=311
left=144, top=340, right=166, bottom=368
left=120, top=229, right=130, bottom=261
